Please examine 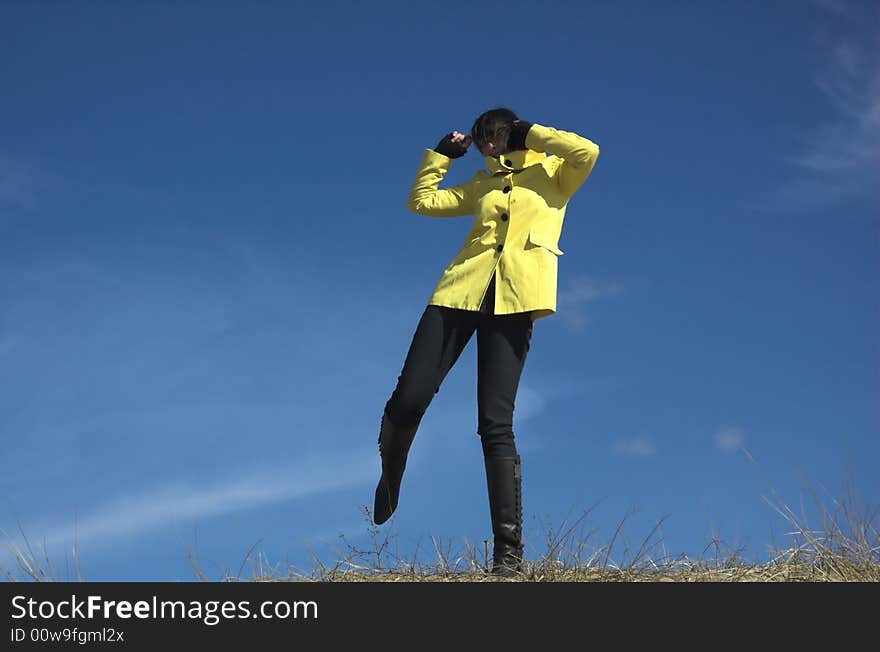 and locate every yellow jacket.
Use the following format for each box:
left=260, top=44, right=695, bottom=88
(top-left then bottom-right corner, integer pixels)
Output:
left=406, top=123, right=600, bottom=321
